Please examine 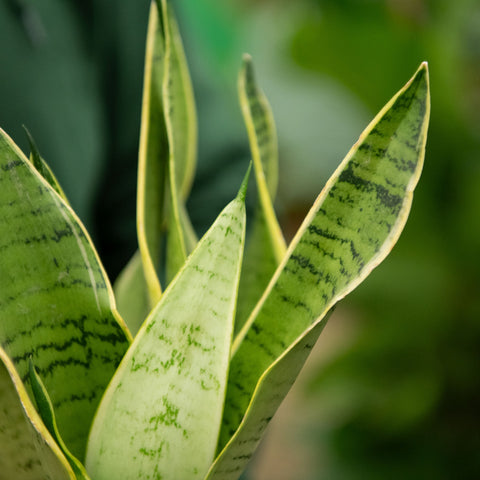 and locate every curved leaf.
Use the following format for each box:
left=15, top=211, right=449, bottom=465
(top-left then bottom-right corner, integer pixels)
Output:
left=0, top=348, right=74, bottom=480
left=238, top=54, right=281, bottom=224
left=159, top=0, right=197, bottom=201
left=0, top=129, right=131, bottom=459
left=114, top=251, right=150, bottom=337
left=206, top=319, right=329, bottom=480
left=215, top=62, right=430, bottom=471
left=161, top=0, right=198, bottom=283
left=135, top=0, right=198, bottom=305
left=86, top=171, right=249, bottom=480
left=28, top=359, right=91, bottom=479
left=235, top=54, right=286, bottom=334
left=137, top=0, right=168, bottom=305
